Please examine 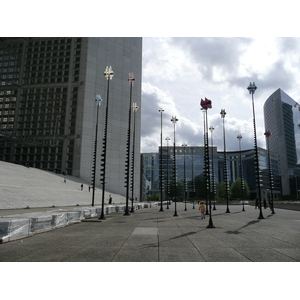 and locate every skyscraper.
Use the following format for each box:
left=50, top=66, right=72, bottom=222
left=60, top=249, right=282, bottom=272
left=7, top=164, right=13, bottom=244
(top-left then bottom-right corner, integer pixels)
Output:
left=264, top=88, right=300, bottom=195
left=0, top=37, right=142, bottom=199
